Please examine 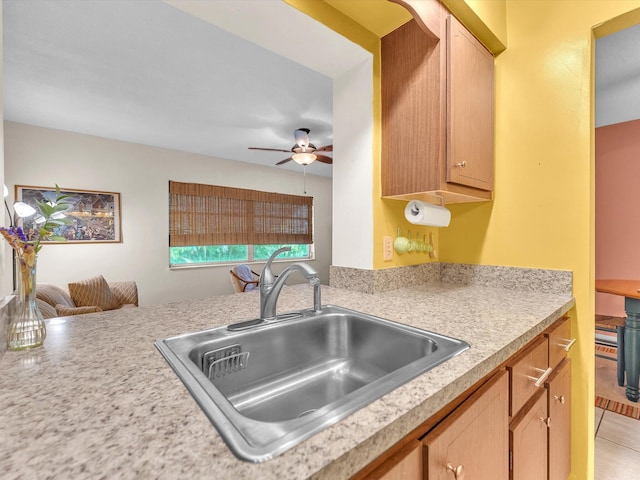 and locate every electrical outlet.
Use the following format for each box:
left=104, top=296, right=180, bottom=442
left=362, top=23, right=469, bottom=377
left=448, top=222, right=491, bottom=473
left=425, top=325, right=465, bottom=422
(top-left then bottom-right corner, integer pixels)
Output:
left=383, top=236, right=393, bottom=261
